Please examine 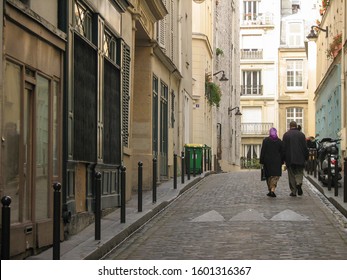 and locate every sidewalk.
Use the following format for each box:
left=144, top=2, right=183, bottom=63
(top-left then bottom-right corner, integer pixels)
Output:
left=305, top=172, right=347, bottom=219
left=28, top=171, right=214, bottom=260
